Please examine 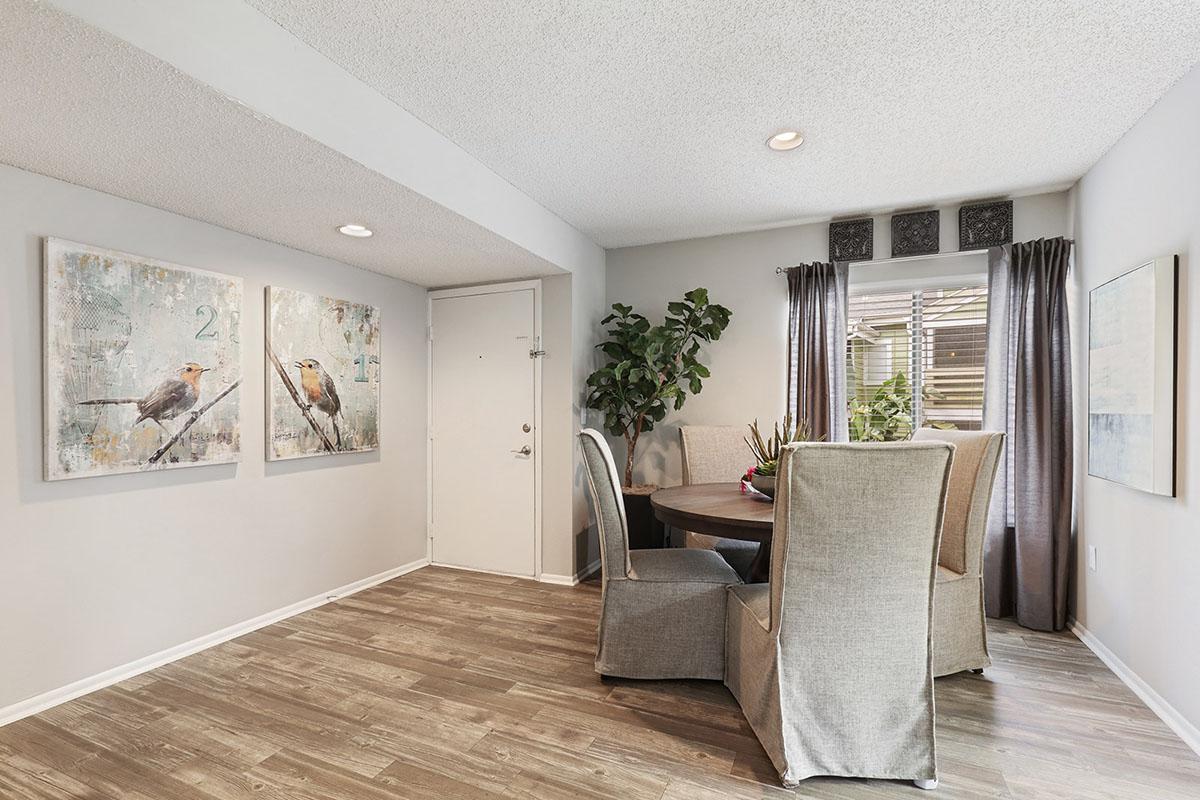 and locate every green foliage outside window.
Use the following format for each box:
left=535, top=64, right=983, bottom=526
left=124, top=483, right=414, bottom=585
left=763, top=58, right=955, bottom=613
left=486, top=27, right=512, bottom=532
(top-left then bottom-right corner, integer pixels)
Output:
left=848, top=371, right=956, bottom=442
